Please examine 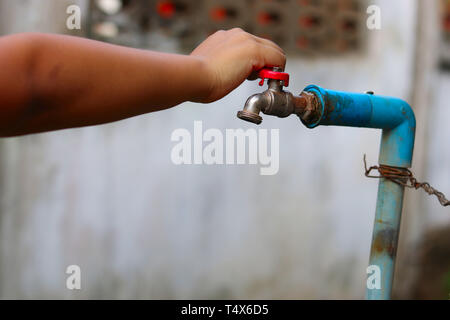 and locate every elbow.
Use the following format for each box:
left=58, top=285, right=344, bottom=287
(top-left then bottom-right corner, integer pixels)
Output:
left=379, top=100, right=416, bottom=168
